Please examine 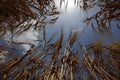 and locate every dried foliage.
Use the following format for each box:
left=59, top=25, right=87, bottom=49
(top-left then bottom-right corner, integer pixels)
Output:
left=83, top=0, right=120, bottom=32
left=0, top=0, right=59, bottom=36
left=0, top=0, right=120, bottom=80
left=0, top=29, right=120, bottom=80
